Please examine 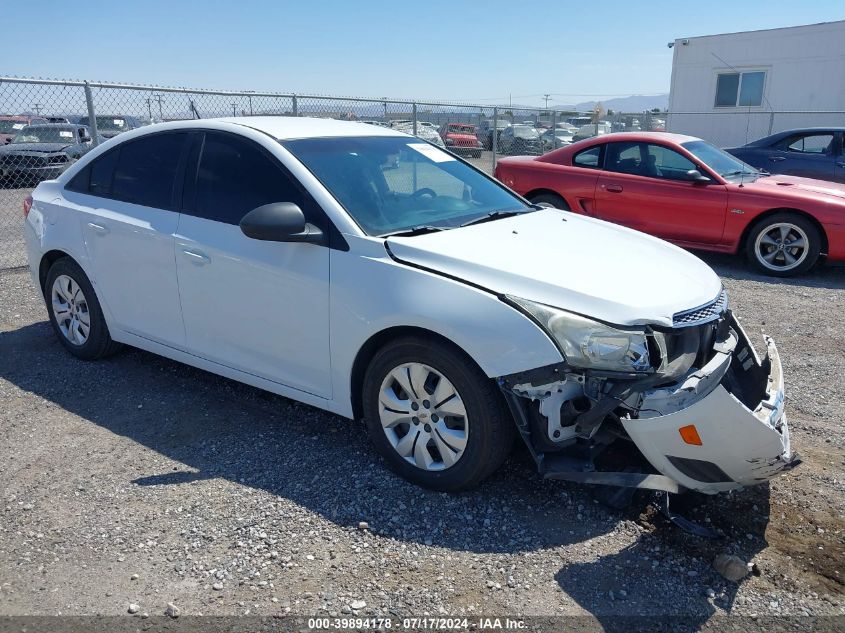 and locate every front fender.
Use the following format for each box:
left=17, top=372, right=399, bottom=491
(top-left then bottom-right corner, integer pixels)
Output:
left=329, top=237, right=563, bottom=418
